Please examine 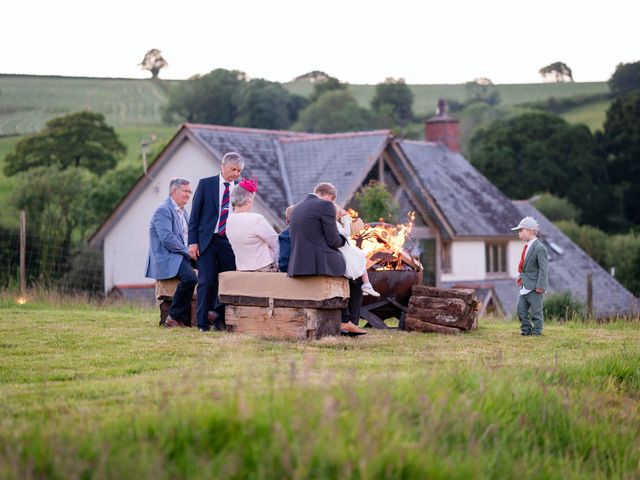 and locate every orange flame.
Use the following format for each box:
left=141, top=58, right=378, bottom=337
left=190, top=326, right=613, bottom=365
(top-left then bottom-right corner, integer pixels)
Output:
left=351, top=212, right=416, bottom=270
